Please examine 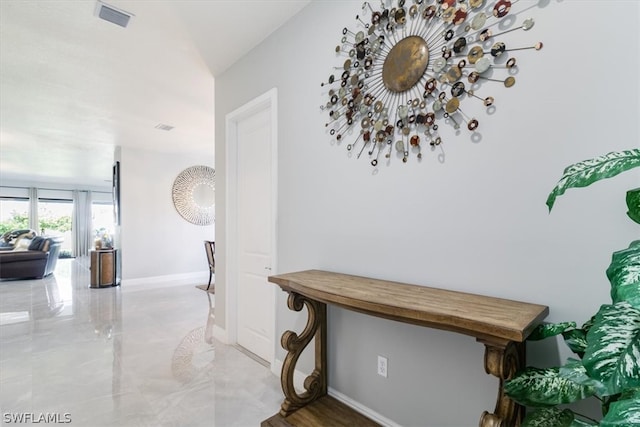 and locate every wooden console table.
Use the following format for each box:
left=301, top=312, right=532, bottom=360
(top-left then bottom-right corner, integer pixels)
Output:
left=261, top=270, right=548, bottom=427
